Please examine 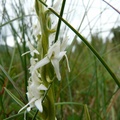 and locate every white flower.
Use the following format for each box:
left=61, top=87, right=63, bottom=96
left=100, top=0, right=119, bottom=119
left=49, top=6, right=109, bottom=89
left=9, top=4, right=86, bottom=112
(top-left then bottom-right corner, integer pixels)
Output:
left=19, top=57, right=47, bottom=112
left=18, top=72, right=47, bottom=113
left=33, top=36, right=70, bottom=81
left=29, top=58, right=41, bottom=78
left=19, top=42, right=47, bottom=113
left=19, top=57, right=47, bottom=113
left=19, top=79, right=47, bottom=113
